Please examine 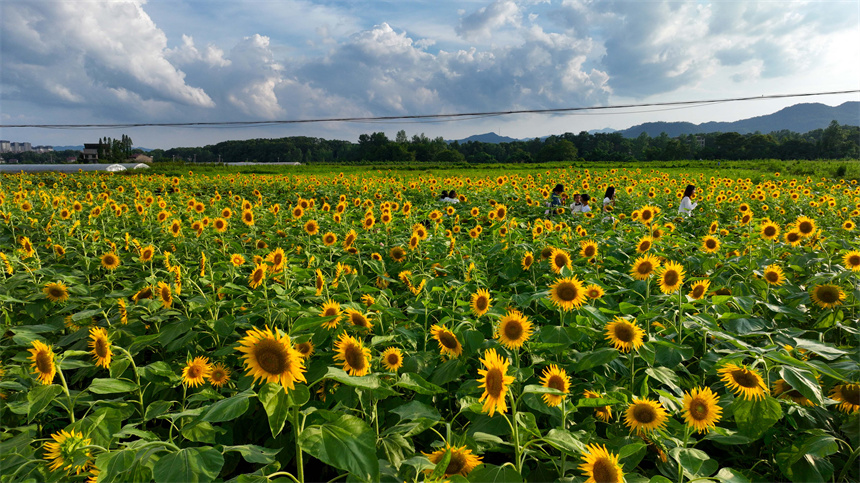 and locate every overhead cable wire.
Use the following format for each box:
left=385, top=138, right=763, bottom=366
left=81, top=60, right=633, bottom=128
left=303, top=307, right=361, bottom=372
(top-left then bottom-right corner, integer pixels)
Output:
left=1, top=89, right=857, bottom=129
